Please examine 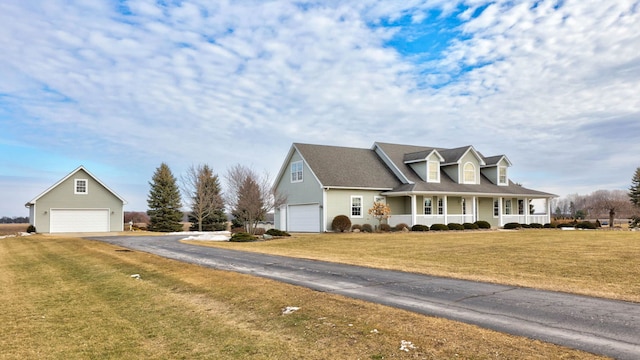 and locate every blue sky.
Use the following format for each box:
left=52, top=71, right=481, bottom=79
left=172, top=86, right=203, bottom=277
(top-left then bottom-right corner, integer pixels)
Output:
left=1, top=0, right=639, bottom=216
